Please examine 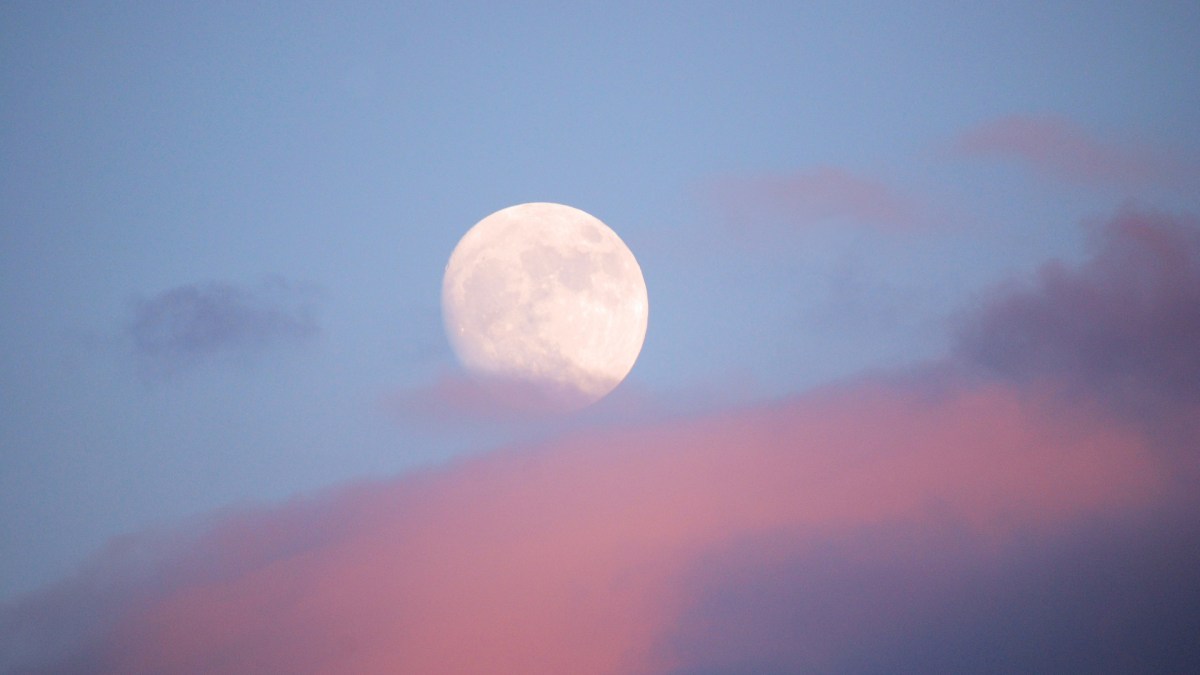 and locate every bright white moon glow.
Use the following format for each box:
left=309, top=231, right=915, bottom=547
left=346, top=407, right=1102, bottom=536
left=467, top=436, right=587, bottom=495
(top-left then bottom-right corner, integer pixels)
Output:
left=442, top=202, right=649, bottom=410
